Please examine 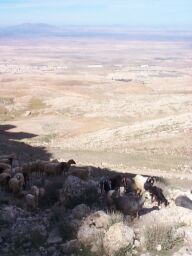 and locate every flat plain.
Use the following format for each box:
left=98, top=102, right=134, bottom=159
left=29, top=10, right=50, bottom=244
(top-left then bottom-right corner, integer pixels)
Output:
left=0, top=37, right=192, bottom=183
